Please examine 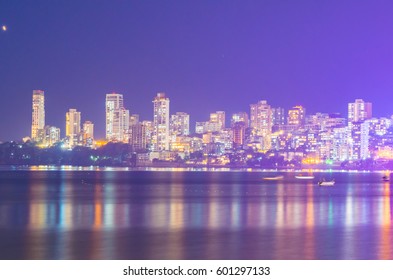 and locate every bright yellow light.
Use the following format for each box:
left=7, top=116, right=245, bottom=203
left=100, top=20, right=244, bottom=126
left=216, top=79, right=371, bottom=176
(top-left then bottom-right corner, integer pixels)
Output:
left=2, top=25, right=6, bottom=31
